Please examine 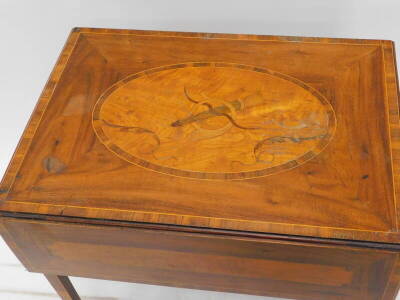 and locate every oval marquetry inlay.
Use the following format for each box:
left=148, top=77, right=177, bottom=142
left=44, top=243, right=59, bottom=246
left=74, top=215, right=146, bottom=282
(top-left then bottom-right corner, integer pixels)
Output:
left=93, top=62, right=336, bottom=180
